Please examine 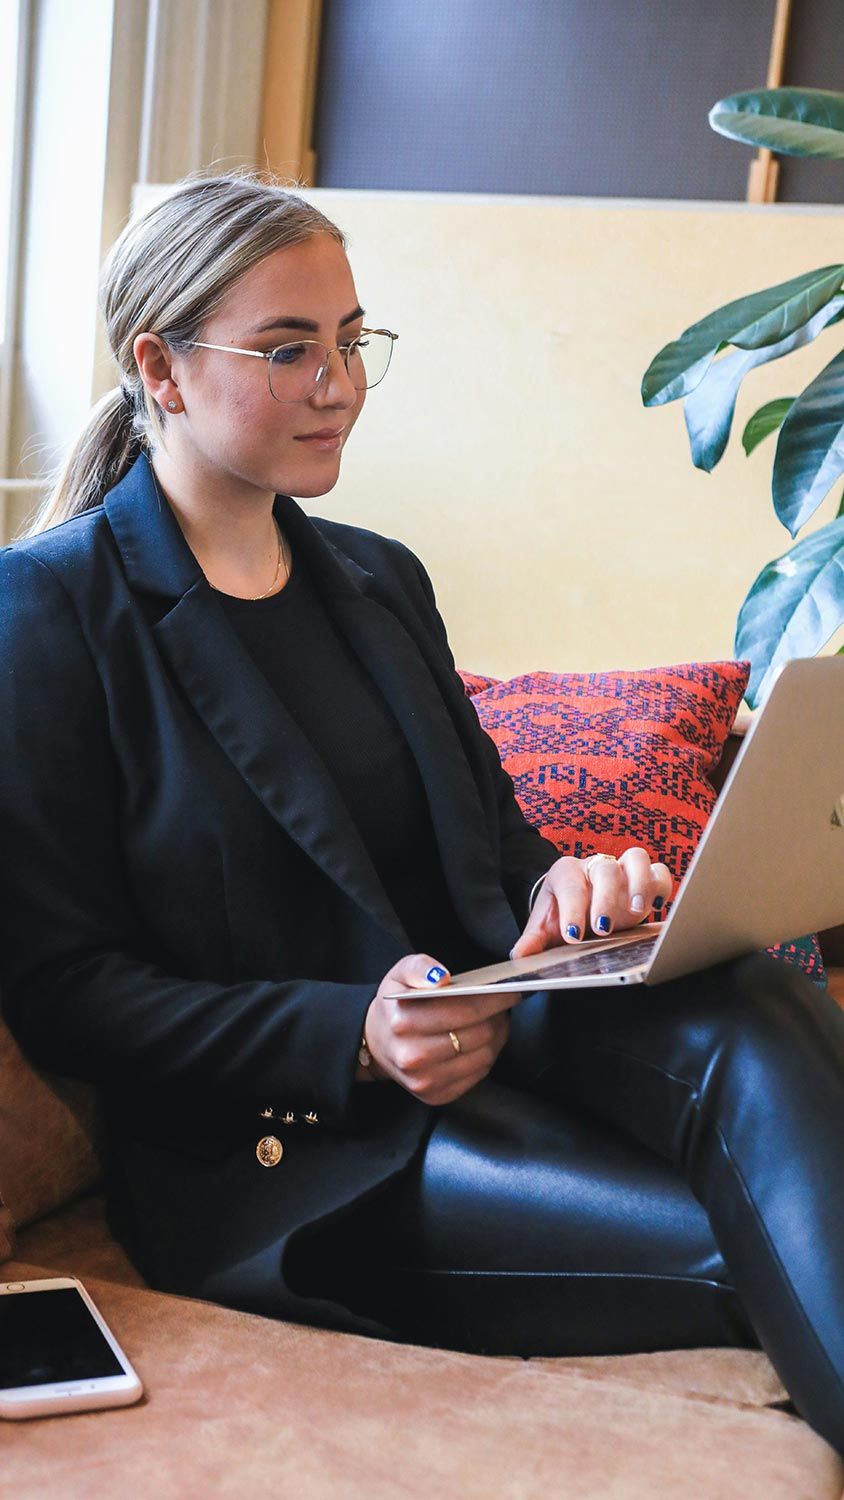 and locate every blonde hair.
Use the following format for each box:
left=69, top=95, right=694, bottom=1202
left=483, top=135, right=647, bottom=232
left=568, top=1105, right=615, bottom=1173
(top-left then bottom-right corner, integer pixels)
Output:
left=22, top=168, right=346, bottom=538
